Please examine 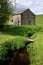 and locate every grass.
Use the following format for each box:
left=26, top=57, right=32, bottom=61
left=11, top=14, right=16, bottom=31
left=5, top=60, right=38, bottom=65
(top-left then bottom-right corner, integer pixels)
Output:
left=1, top=25, right=43, bottom=36
left=0, top=25, right=43, bottom=65
left=0, top=35, right=27, bottom=60
left=36, top=15, right=43, bottom=25
left=0, top=34, right=15, bottom=44
left=27, top=32, right=43, bottom=65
